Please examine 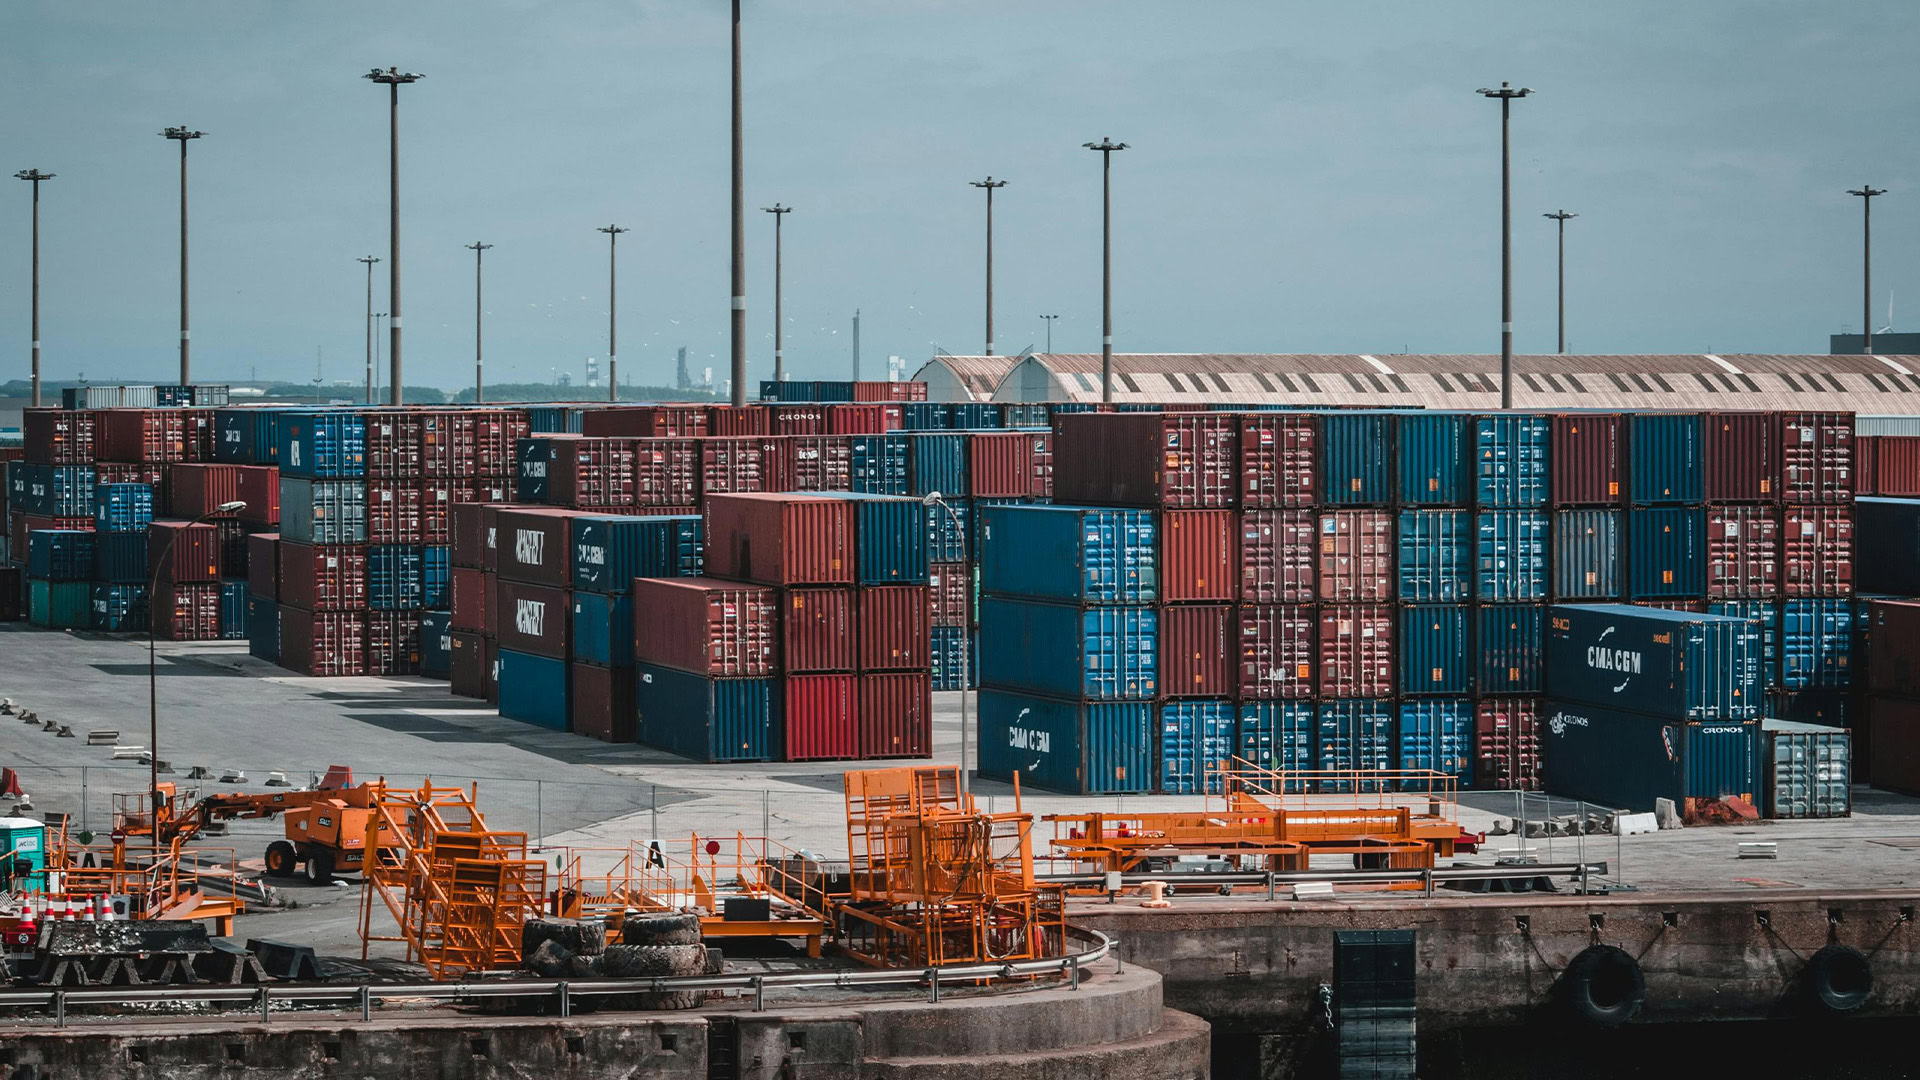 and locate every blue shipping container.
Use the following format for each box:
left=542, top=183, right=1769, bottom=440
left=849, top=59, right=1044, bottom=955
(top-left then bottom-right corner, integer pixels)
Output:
left=1237, top=702, right=1315, bottom=783
left=1541, top=701, right=1759, bottom=811
left=1320, top=413, right=1392, bottom=505
left=978, top=504, right=1157, bottom=604
left=248, top=595, right=280, bottom=662
left=16, top=463, right=95, bottom=517
left=978, top=597, right=1157, bottom=699
left=94, top=484, right=154, bottom=533
left=899, top=403, right=953, bottom=431
left=977, top=689, right=1153, bottom=794
left=218, top=581, right=248, bottom=639
left=418, top=611, right=452, bottom=678
left=27, top=531, right=93, bottom=581
left=571, top=591, right=634, bottom=668
left=1547, top=603, right=1761, bottom=720
left=277, top=411, right=366, bottom=479
left=514, top=436, right=564, bottom=502
left=1397, top=700, right=1474, bottom=784
left=951, top=403, right=1001, bottom=430
left=849, top=435, right=910, bottom=495
left=1400, top=605, right=1471, bottom=695
left=927, top=498, right=971, bottom=562
left=1475, top=414, right=1549, bottom=507
left=1851, top=499, right=1920, bottom=596
left=279, top=478, right=367, bottom=545
left=93, top=533, right=149, bottom=584
left=572, top=514, right=704, bottom=593
left=28, top=580, right=90, bottom=629
left=635, top=663, right=774, bottom=762
left=90, top=584, right=148, bottom=632
left=498, top=649, right=571, bottom=731
left=1779, top=599, right=1851, bottom=690
left=1396, top=413, right=1472, bottom=506
left=909, top=433, right=968, bottom=497
left=1397, top=509, right=1470, bottom=602
left=368, top=546, right=425, bottom=611
left=1479, top=603, right=1545, bottom=695
left=214, top=408, right=283, bottom=465
left=1552, top=509, right=1621, bottom=600
left=1629, top=412, right=1703, bottom=504
left=1628, top=506, right=1706, bottom=599
left=422, top=545, right=450, bottom=609
left=1476, top=510, right=1548, bottom=601
left=1315, top=701, right=1396, bottom=788
left=815, top=492, right=930, bottom=584
left=930, top=625, right=978, bottom=691
left=1707, top=601, right=1781, bottom=690
left=1160, top=700, right=1235, bottom=794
